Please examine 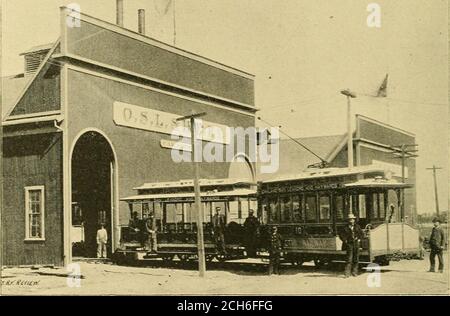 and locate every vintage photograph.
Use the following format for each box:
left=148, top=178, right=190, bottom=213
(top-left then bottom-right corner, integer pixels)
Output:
left=0, top=0, right=448, bottom=297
